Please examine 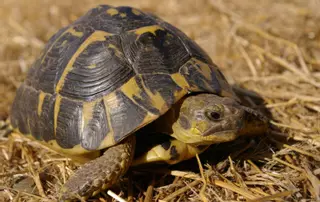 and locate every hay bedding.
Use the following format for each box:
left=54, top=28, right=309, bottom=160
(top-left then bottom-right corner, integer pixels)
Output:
left=0, top=0, right=319, bottom=201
